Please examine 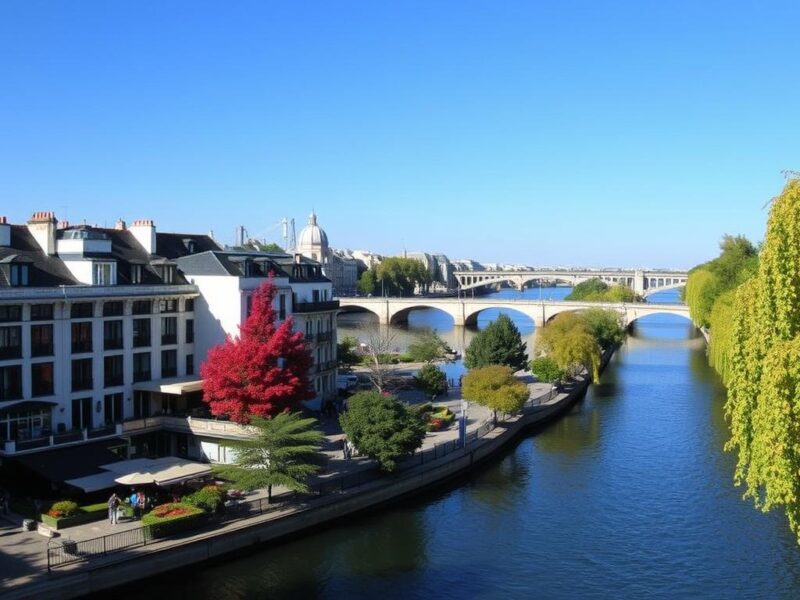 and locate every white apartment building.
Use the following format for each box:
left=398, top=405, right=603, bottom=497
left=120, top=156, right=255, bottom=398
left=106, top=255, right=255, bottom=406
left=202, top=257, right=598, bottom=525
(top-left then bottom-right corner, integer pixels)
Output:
left=0, top=213, right=337, bottom=493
